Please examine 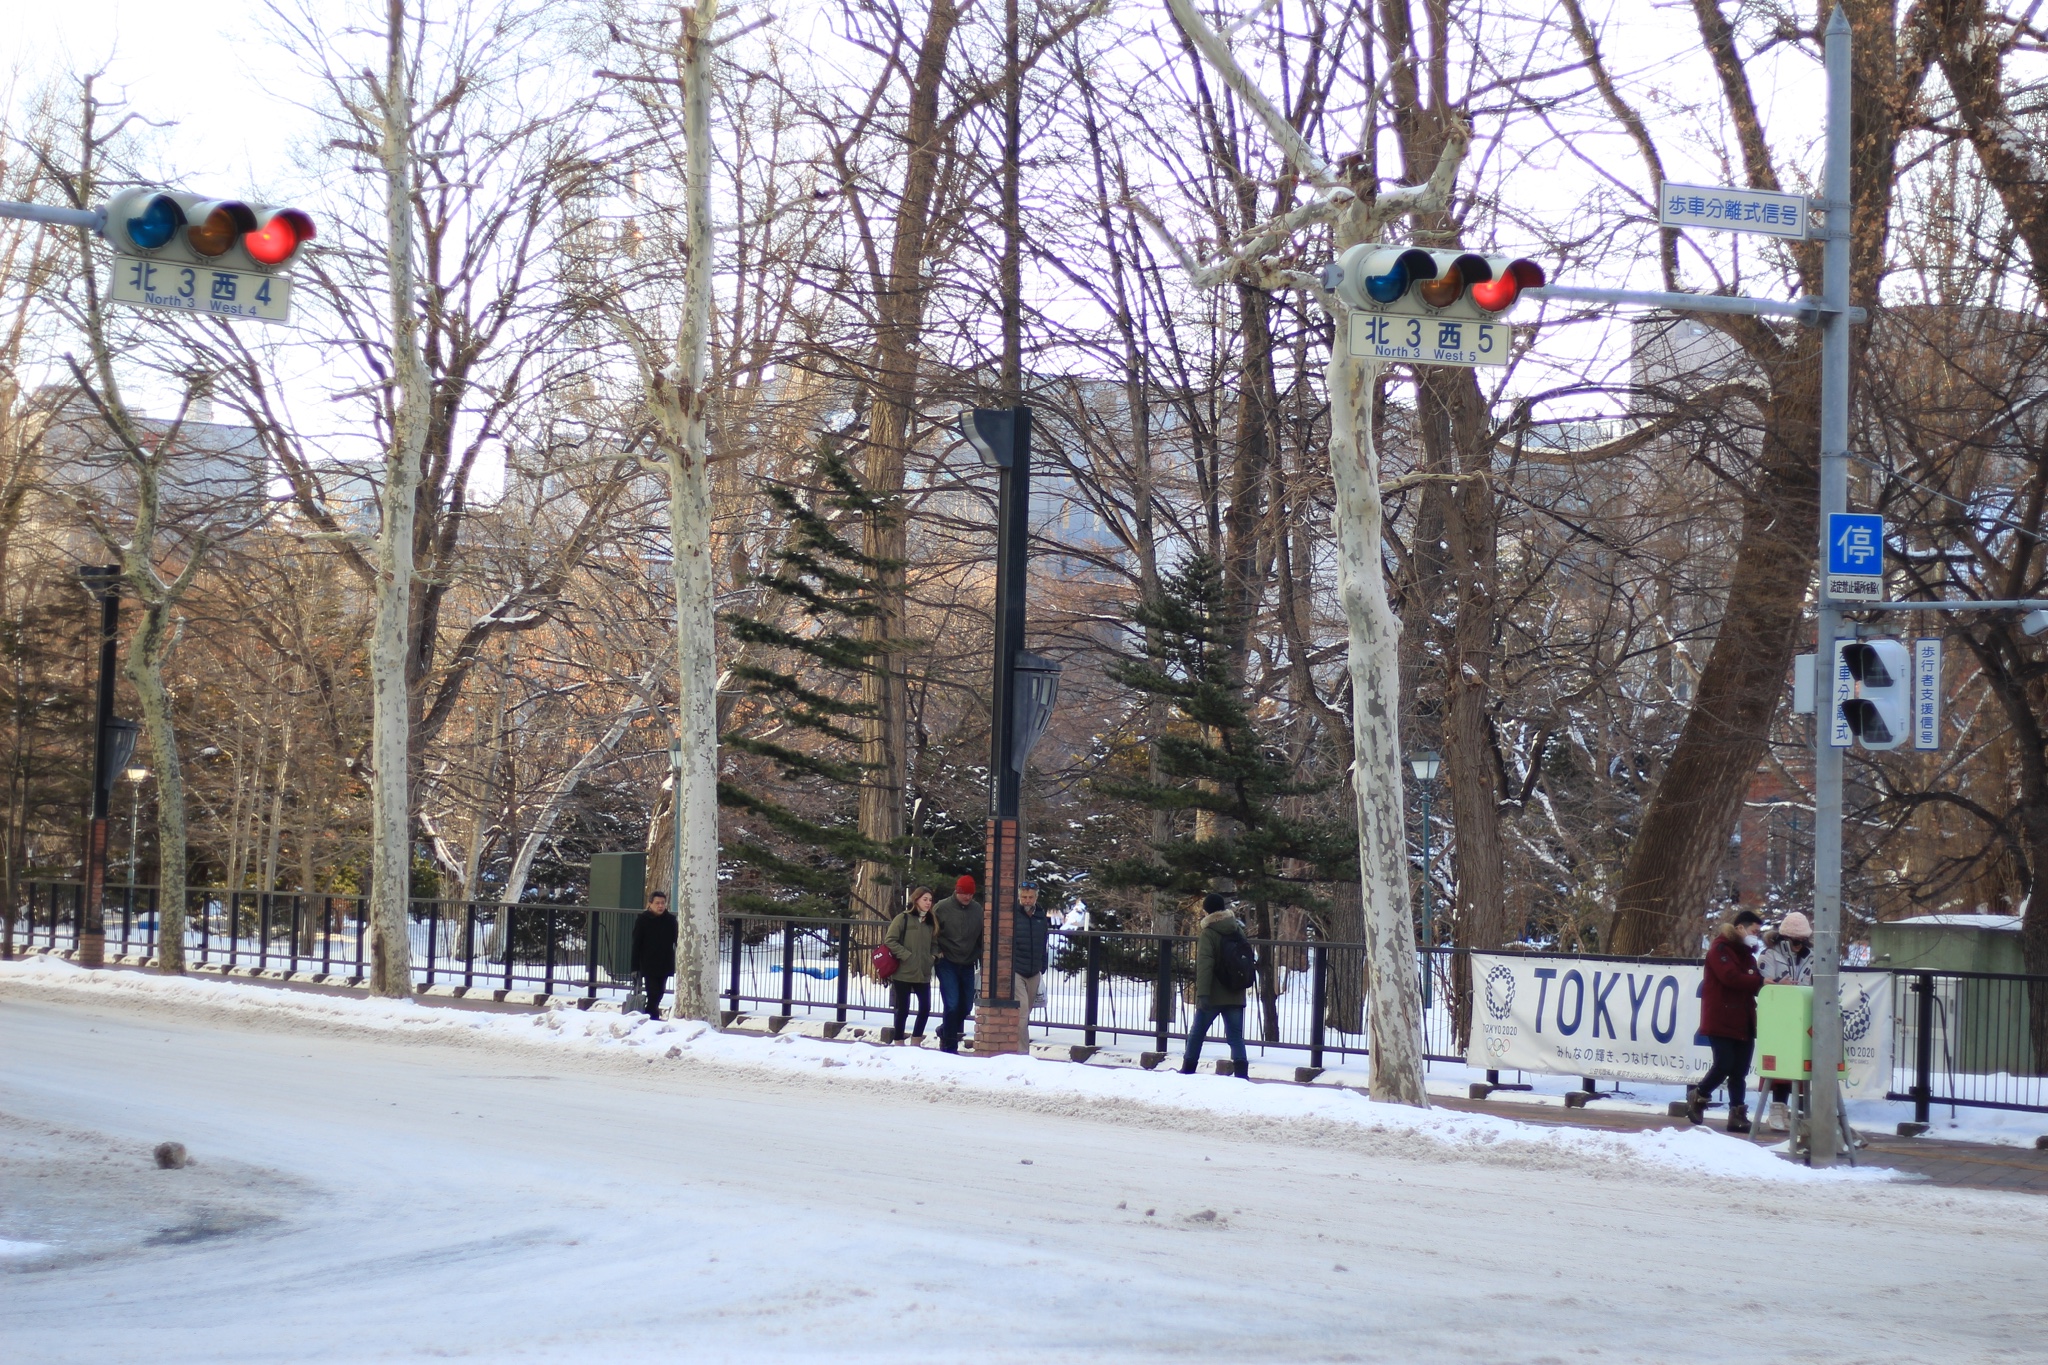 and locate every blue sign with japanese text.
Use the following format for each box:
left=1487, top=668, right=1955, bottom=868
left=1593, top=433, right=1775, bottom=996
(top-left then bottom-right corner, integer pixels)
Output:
left=1827, top=514, right=1884, bottom=576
